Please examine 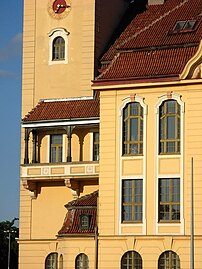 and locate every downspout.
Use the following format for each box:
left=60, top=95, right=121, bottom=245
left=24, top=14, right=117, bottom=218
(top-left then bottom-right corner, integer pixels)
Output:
left=94, top=226, right=98, bottom=269
left=95, top=194, right=99, bottom=269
